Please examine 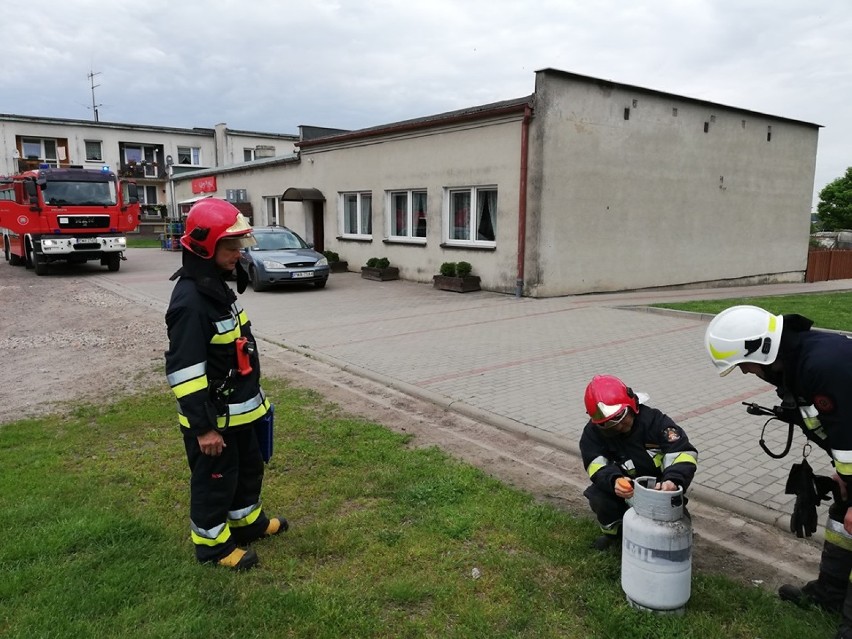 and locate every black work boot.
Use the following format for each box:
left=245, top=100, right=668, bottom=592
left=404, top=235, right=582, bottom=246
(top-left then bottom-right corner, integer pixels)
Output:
left=592, top=533, right=621, bottom=551
left=779, top=581, right=843, bottom=614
